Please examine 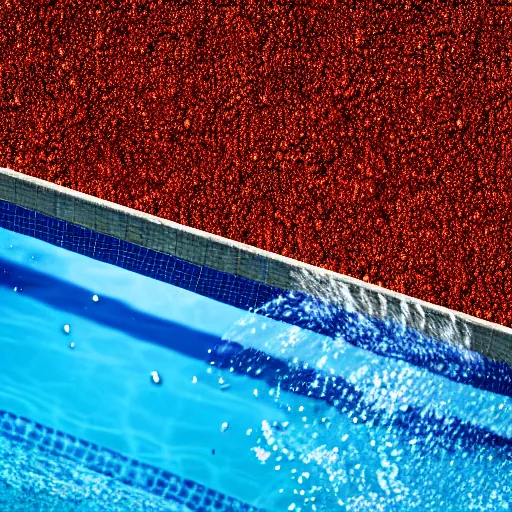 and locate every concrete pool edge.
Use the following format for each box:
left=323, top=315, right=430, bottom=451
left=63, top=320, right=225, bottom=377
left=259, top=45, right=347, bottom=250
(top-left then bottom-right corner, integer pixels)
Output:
left=1, top=167, right=511, bottom=367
